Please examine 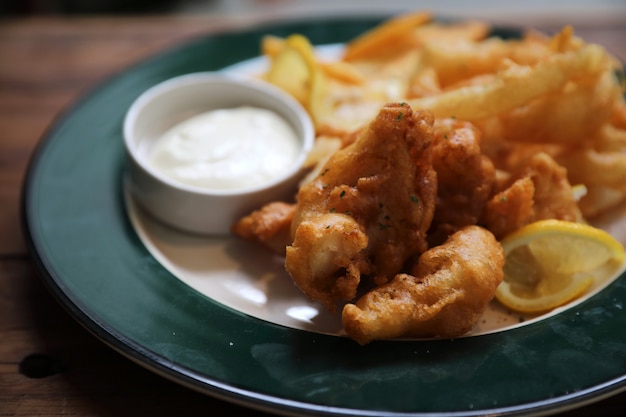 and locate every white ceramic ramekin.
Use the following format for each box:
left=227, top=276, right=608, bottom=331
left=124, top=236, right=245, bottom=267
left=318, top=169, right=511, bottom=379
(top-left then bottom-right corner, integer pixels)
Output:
left=123, top=72, right=314, bottom=235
